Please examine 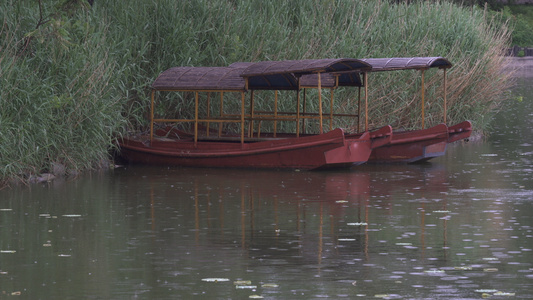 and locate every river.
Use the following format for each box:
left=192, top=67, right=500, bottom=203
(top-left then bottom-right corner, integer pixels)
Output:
left=1, top=70, right=532, bottom=299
